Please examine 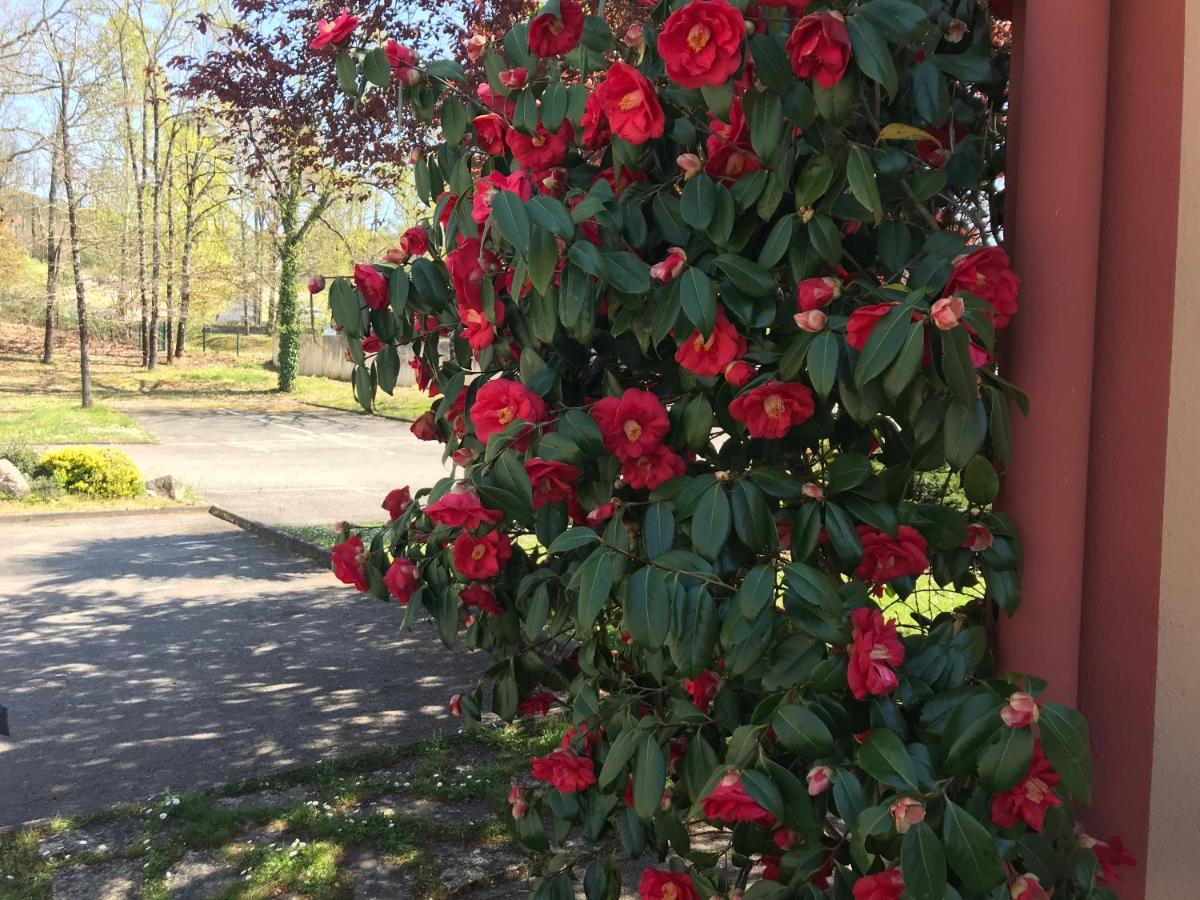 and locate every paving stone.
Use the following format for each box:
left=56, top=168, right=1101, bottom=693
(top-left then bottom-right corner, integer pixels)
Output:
left=50, top=859, right=143, bottom=899
left=433, top=843, right=526, bottom=894
left=213, top=786, right=308, bottom=810
left=164, top=850, right=238, bottom=899
left=38, top=818, right=144, bottom=859
left=350, top=848, right=416, bottom=899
